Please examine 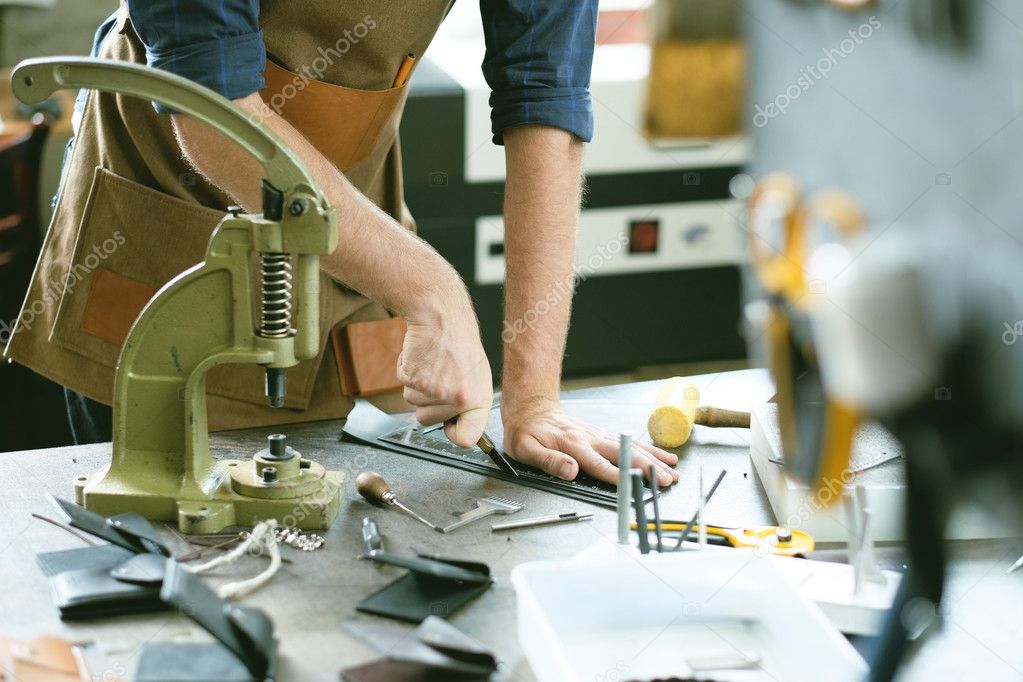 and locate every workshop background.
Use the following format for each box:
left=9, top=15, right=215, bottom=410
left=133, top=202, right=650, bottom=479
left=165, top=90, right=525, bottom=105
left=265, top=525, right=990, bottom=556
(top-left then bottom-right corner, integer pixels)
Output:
left=2, top=1, right=1023, bottom=681
left=0, top=0, right=749, bottom=452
